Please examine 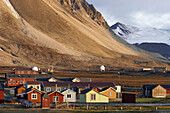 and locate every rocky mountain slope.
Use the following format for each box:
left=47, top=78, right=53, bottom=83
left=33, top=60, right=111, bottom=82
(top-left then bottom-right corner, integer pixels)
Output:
left=111, top=22, right=170, bottom=58
left=0, top=0, right=169, bottom=70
